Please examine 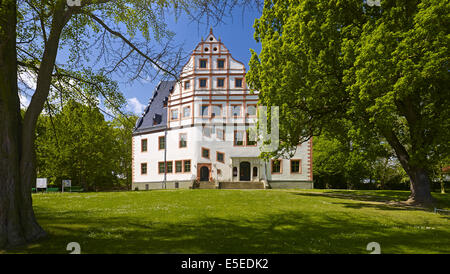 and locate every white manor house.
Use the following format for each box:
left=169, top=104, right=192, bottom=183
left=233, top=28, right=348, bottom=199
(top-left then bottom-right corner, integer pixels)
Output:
left=132, top=30, right=313, bottom=190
